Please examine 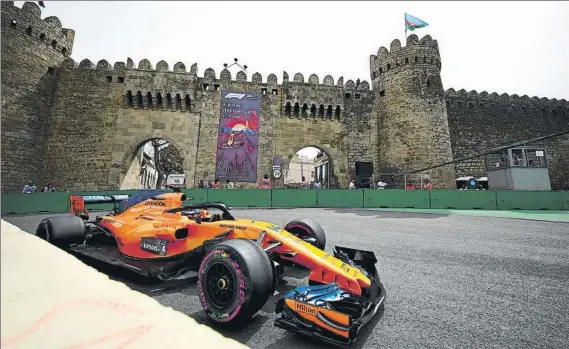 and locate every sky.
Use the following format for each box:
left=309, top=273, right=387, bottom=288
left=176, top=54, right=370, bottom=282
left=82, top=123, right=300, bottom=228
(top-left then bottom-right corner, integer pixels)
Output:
left=14, top=1, right=569, bottom=159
